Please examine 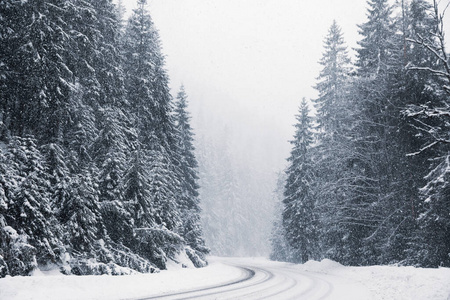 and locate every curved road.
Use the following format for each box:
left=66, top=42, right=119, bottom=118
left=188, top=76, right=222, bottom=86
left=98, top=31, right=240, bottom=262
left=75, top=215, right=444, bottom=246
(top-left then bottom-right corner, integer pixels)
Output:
left=138, top=257, right=372, bottom=300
